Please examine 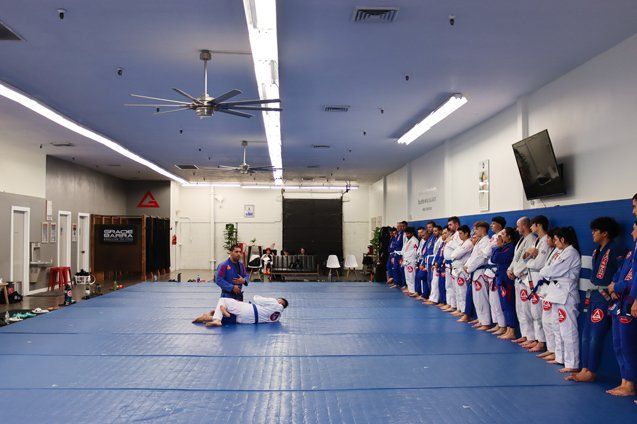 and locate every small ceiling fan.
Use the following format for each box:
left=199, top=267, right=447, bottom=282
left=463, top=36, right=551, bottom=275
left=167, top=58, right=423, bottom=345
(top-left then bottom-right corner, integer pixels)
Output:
left=125, top=50, right=281, bottom=118
left=210, top=140, right=280, bottom=174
